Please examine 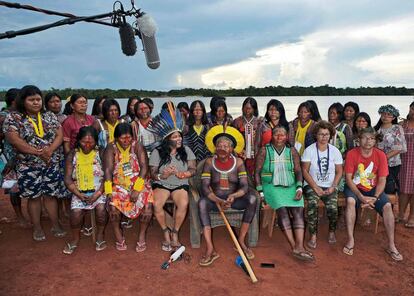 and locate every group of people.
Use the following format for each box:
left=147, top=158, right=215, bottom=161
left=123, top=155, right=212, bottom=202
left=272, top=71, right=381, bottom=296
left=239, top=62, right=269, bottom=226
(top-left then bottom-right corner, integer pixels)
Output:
left=0, top=85, right=413, bottom=265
